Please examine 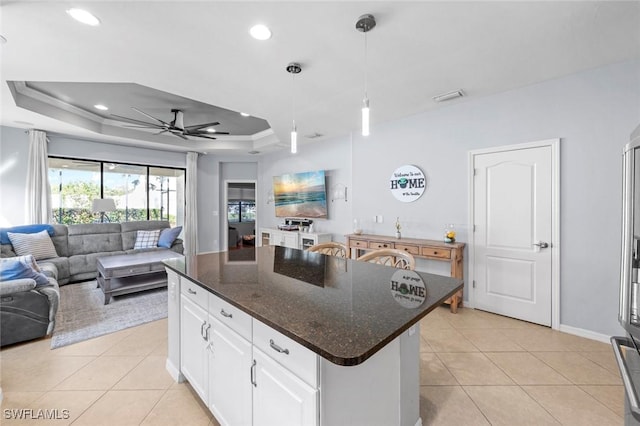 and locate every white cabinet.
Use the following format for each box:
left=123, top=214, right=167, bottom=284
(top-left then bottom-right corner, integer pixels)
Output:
left=172, top=276, right=419, bottom=425
left=253, top=347, right=318, bottom=426
left=209, top=317, right=252, bottom=426
left=262, top=229, right=298, bottom=248
left=176, top=277, right=319, bottom=426
left=180, top=295, right=209, bottom=402
left=260, top=228, right=331, bottom=250
left=166, top=269, right=183, bottom=382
